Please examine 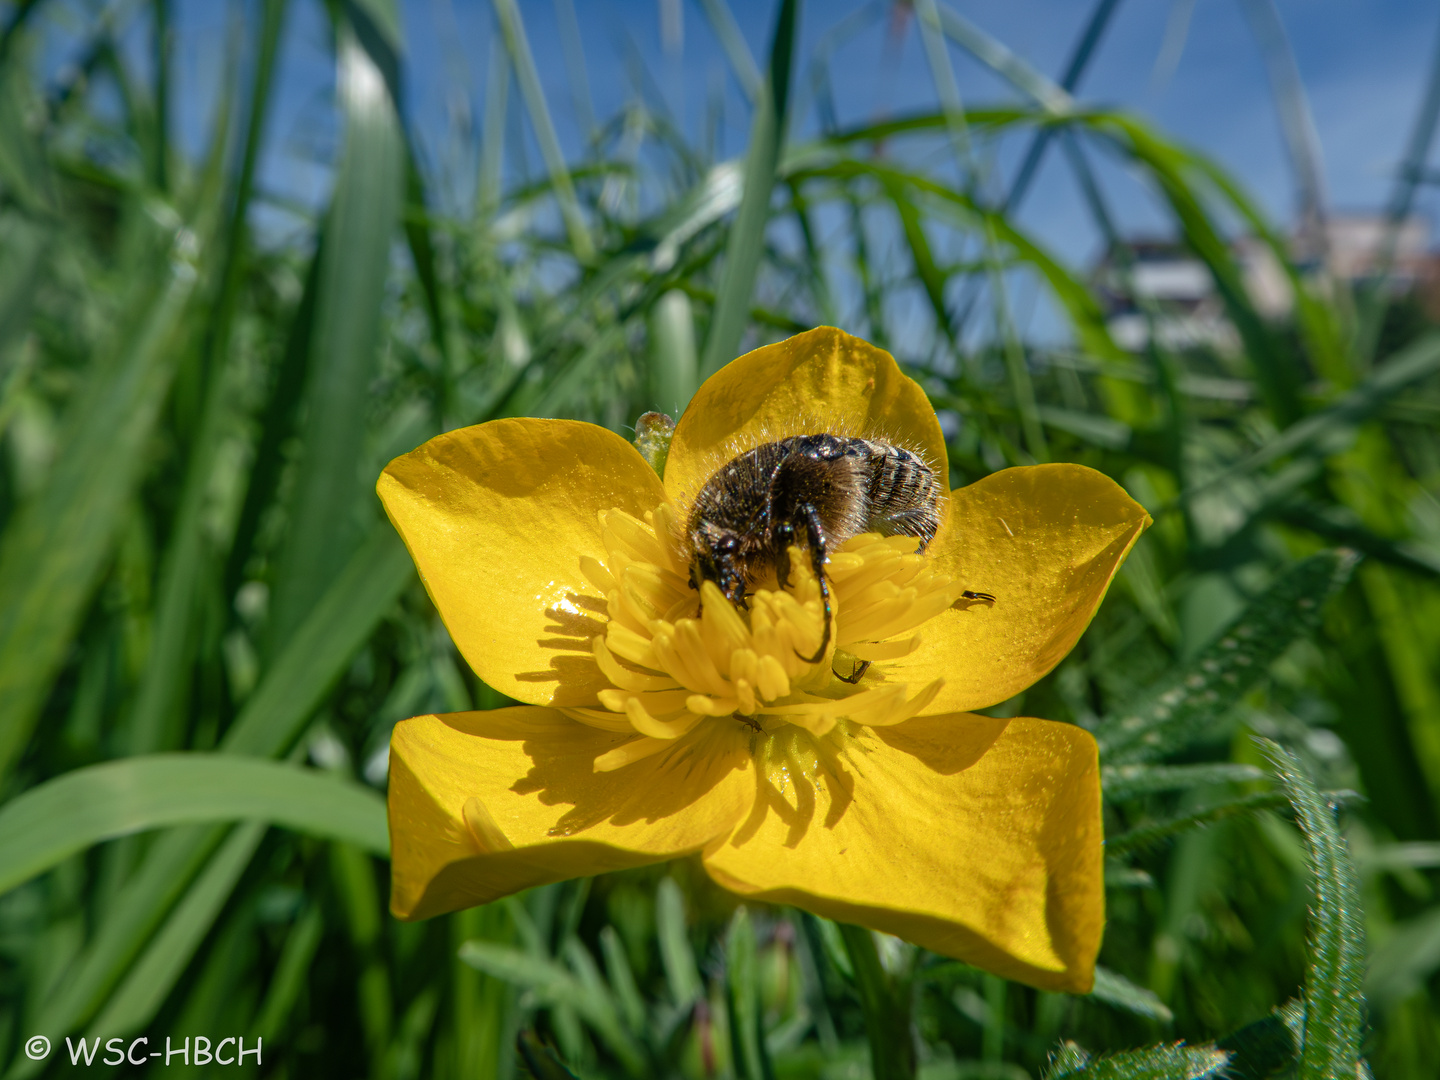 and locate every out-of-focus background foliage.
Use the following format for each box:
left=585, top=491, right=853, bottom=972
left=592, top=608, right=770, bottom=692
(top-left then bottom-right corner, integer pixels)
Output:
left=1, top=0, right=1440, bottom=1076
